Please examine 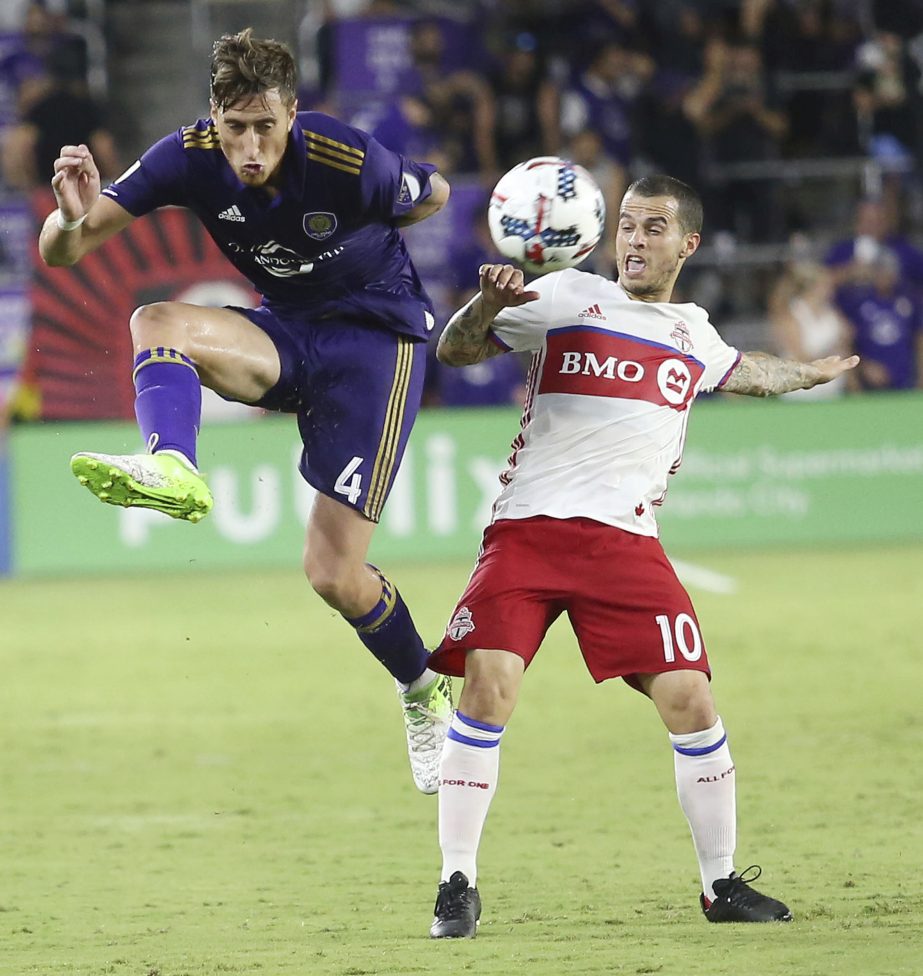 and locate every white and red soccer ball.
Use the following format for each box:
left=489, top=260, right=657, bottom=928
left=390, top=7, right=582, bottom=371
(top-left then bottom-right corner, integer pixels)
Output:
left=488, top=156, right=606, bottom=275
